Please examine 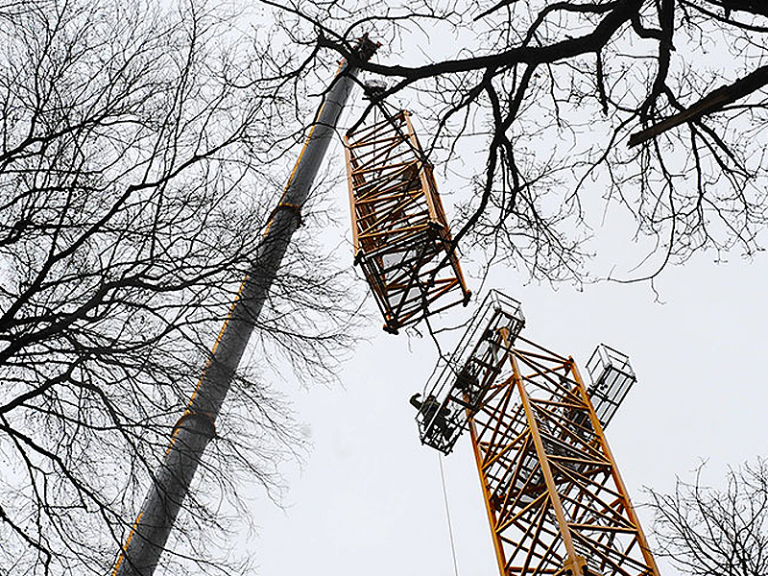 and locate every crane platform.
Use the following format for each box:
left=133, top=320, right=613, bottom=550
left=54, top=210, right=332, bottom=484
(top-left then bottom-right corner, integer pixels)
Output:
left=414, top=290, right=525, bottom=454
